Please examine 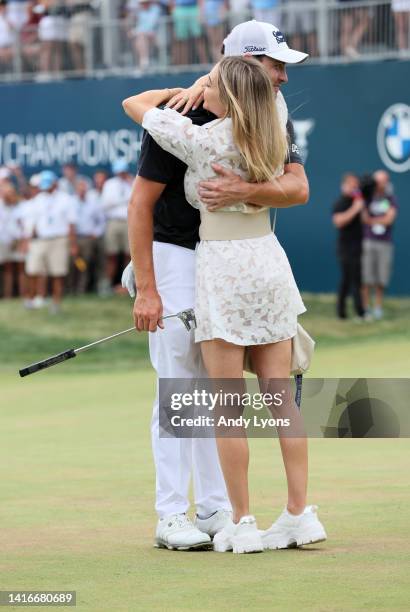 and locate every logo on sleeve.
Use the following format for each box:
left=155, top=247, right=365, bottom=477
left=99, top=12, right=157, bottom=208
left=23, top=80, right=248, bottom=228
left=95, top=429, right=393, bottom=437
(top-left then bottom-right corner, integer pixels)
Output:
left=293, top=119, right=315, bottom=161
left=272, top=30, right=286, bottom=45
